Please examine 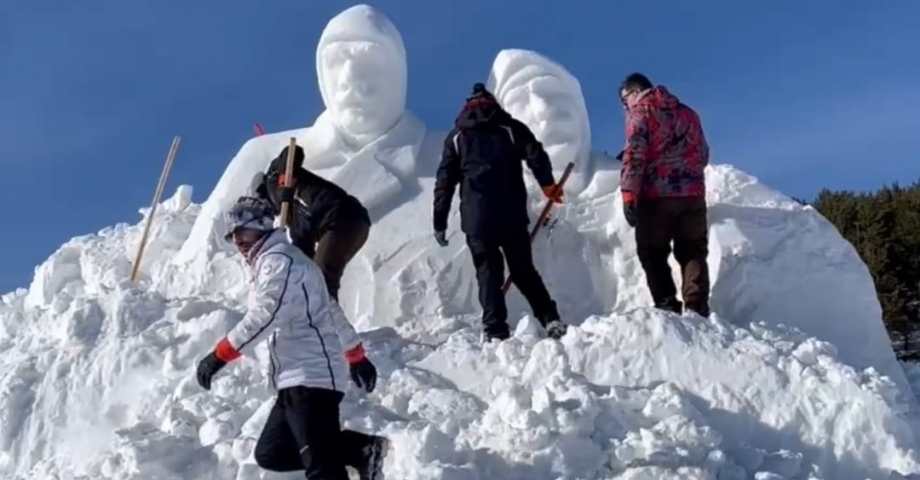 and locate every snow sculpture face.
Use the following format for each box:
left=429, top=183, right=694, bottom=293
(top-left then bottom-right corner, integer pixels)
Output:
left=316, top=5, right=407, bottom=141
left=487, top=49, right=591, bottom=169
